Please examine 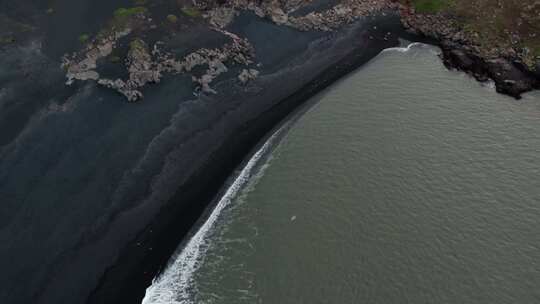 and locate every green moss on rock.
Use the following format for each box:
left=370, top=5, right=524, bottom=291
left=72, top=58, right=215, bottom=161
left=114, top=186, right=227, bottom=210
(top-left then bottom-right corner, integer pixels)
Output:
left=129, top=38, right=147, bottom=52
left=167, top=14, right=178, bottom=23
left=114, top=6, right=148, bottom=18
left=78, top=34, right=90, bottom=43
left=181, top=7, right=201, bottom=18
left=0, top=36, right=16, bottom=45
